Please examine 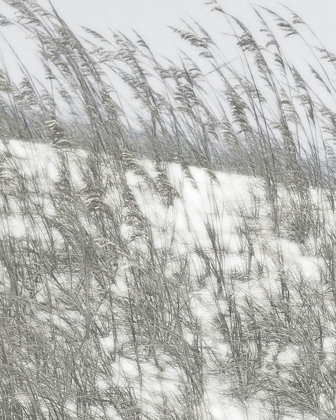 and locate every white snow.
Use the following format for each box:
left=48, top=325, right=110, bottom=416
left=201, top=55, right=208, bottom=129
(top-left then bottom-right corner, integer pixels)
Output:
left=1, top=139, right=330, bottom=420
